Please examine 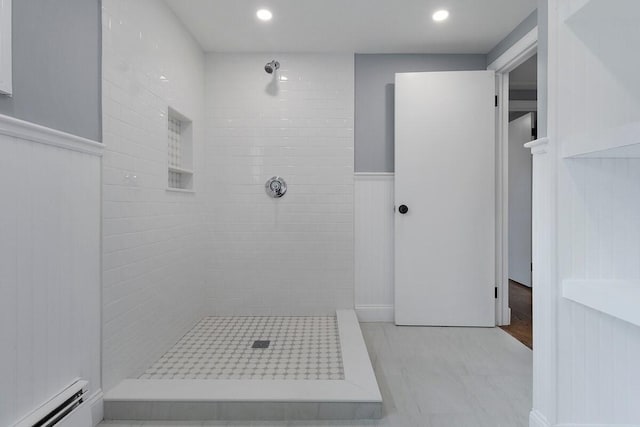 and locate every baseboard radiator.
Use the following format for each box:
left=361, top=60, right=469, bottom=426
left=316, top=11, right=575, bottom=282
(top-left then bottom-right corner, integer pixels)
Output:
left=14, top=379, right=91, bottom=427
